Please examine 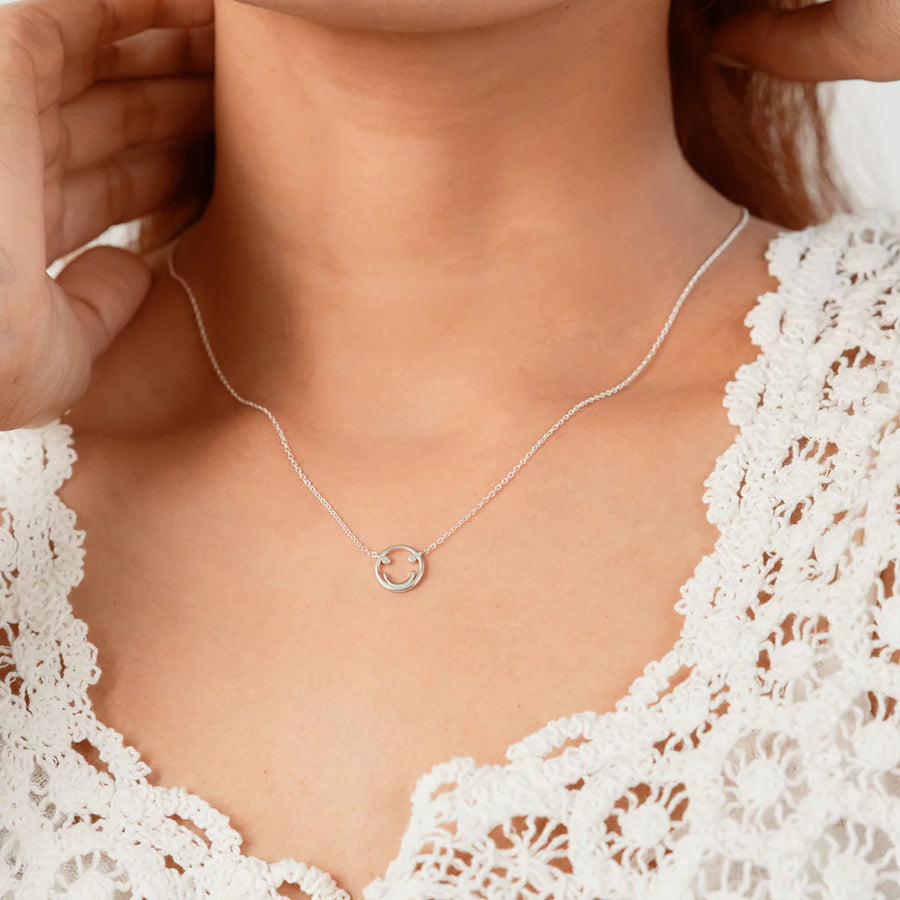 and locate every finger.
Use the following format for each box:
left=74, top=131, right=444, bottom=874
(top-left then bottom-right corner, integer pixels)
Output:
left=2, top=248, right=151, bottom=428
left=43, top=76, right=213, bottom=174
left=54, top=245, right=151, bottom=361
left=0, top=28, right=46, bottom=289
left=0, top=275, right=93, bottom=430
left=134, top=188, right=209, bottom=255
left=710, top=3, right=899, bottom=82
left=45, top=143, right=193, bottom=263
left=0, top=0, right=214, bottom=108
left=134, top=136, right=214, bottom=253
left=94, top=25, right=215, bottom=82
